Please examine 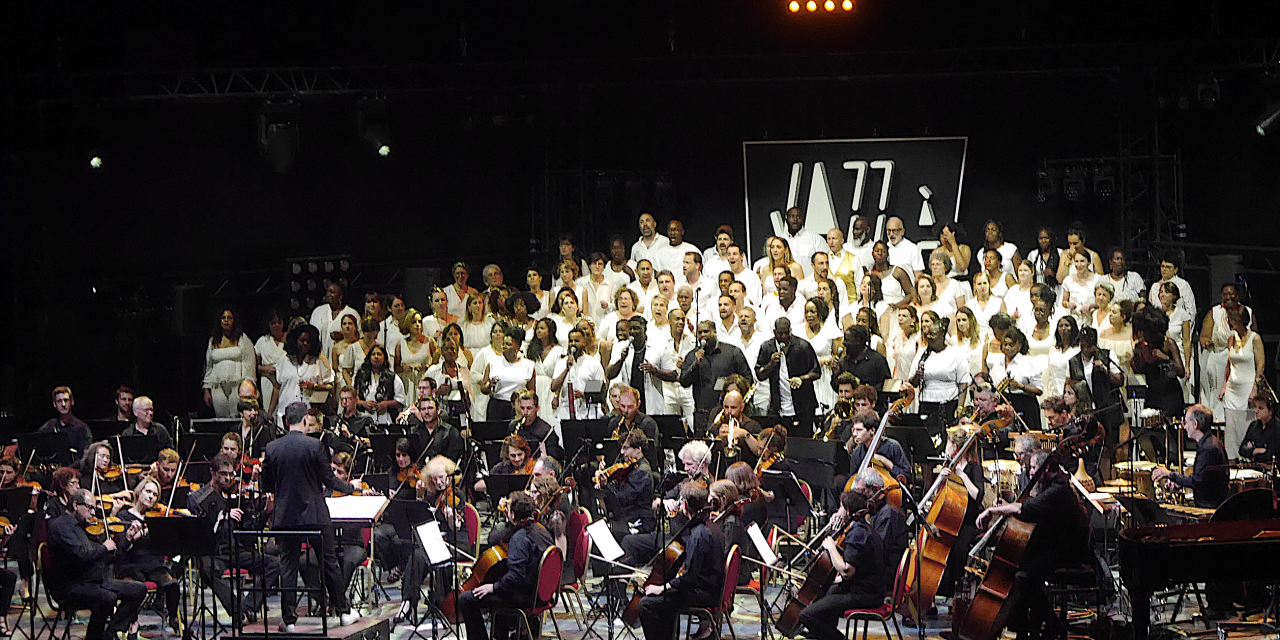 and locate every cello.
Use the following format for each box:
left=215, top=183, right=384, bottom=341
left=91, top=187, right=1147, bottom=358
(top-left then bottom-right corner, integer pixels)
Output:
left=901, top=410, right=1012, bottom=617
left=775, top=488, right=885, bottom=637
left=950, top=418, right=1102, bottom=640
left=842, top=387, right=915, bottom=508
left=620, top=497, right=730, bottom=628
